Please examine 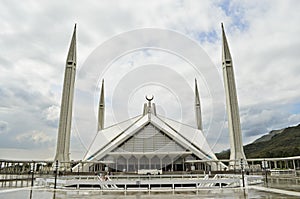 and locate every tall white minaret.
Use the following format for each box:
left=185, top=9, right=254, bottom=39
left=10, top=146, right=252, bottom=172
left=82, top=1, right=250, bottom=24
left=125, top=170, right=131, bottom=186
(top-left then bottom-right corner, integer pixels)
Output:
left=54, top=24, right=77, bottom=169
left=221, top=23, right=247, bottom=169
left=195, top=79, right=203, bottom=131
left=98, top=79, right=105, bottom=131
